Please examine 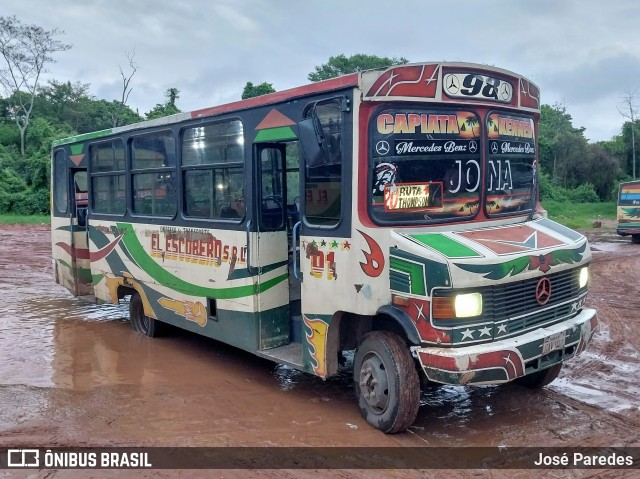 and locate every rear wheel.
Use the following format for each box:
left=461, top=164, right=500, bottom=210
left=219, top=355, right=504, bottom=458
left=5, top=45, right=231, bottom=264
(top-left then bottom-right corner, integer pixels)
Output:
left=354, top=331, right=420, bottom=433
left=632, top=234, right=640, bottom=244
left=129, top=292, right=162, bottom=337
left=514, top=364, right=562, bottom=388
